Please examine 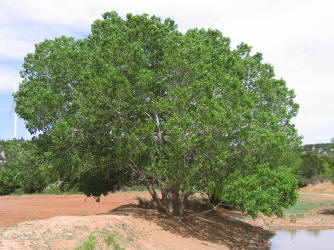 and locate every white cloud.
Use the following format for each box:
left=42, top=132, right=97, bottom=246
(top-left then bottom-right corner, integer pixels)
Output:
left=0, top=66, right=20, bottom=93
